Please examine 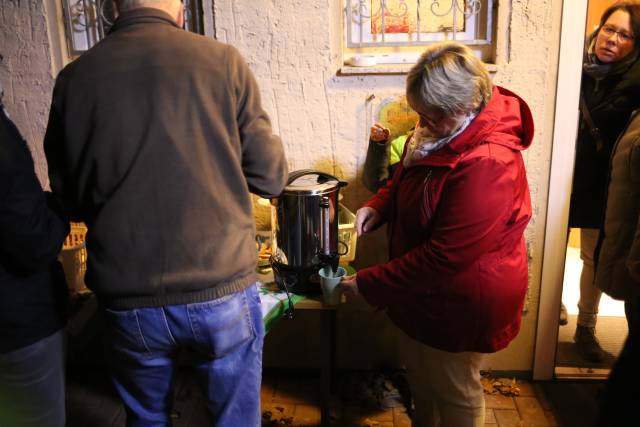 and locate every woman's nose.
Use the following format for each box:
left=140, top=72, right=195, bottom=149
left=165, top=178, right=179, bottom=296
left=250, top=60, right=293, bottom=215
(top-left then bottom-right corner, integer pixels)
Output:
left=605, top=32, right=619, bottom=44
